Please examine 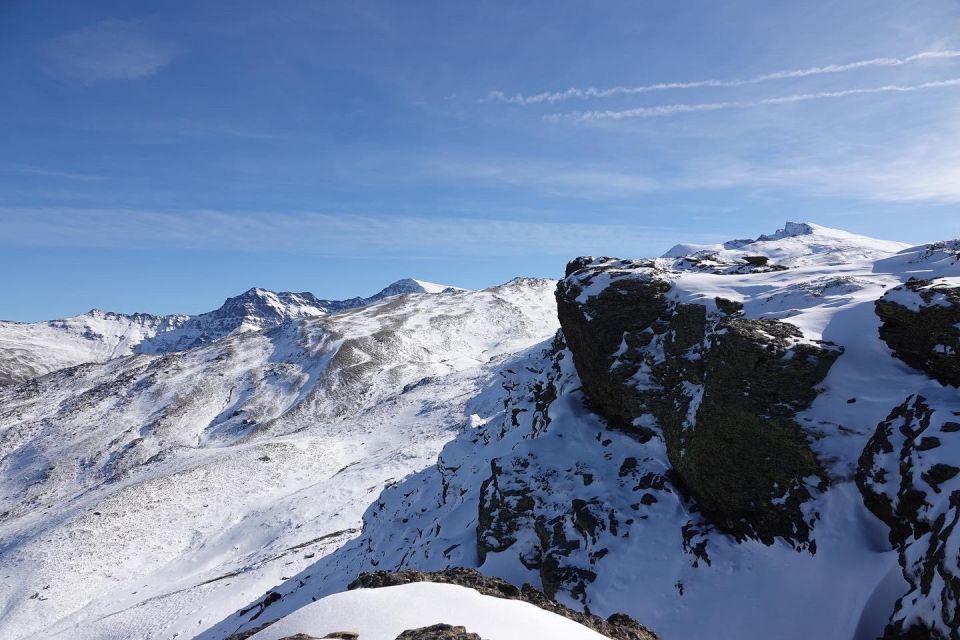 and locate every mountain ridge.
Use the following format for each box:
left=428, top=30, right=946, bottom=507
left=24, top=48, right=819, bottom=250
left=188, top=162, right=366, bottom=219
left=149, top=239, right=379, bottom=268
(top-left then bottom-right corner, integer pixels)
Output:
left=0, top=277, right=467, bottom=385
